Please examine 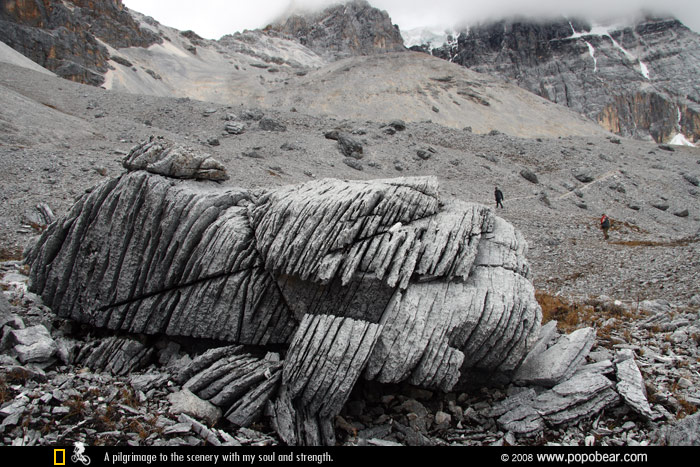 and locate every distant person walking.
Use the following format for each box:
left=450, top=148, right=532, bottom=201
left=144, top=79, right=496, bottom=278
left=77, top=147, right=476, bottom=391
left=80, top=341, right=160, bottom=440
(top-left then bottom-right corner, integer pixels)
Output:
left=600, top=214, right=611, bottom=240
left=495, top=187, right=504, bottom=208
